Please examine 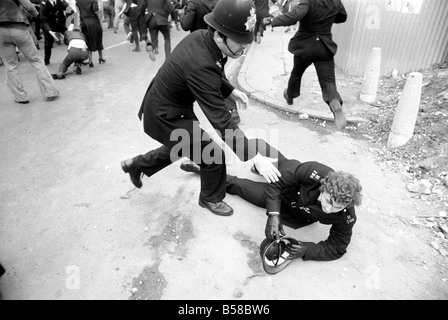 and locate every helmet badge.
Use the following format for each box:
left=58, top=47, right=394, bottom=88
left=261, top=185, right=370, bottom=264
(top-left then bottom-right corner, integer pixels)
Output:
left=244, top=7, right=256, bottom=32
